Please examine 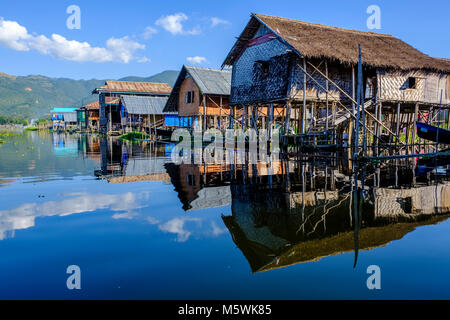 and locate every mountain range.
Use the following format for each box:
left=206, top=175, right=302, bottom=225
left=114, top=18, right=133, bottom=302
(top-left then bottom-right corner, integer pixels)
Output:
left=0, top=70, right=179, bottom=120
